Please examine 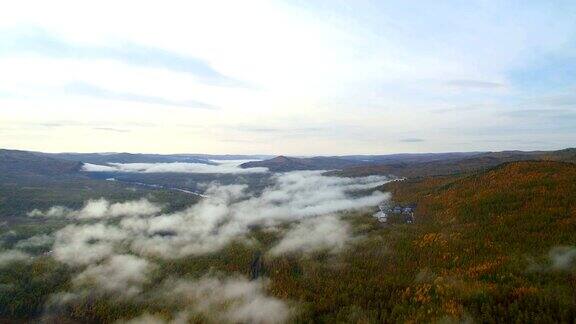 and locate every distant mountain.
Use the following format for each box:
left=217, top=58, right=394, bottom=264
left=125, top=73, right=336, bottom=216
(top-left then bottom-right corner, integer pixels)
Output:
left=0, top=149, right=204, bottom=220
left=240, top=155, right=364, bottom=172
left=4, top=148, right=576, bottom=177
left=539, top=148, right=576, bottom=163
left=179, top=154, right=274, bottom=161
left=328, top=148, right=576, bottom=178
left=0, top=149, right=83, bottom=178
left=37, top=152, right=275, bottom=166
left=43, top=152, right=215, bottom=165
left=340, top=152, right=485, bottom=164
